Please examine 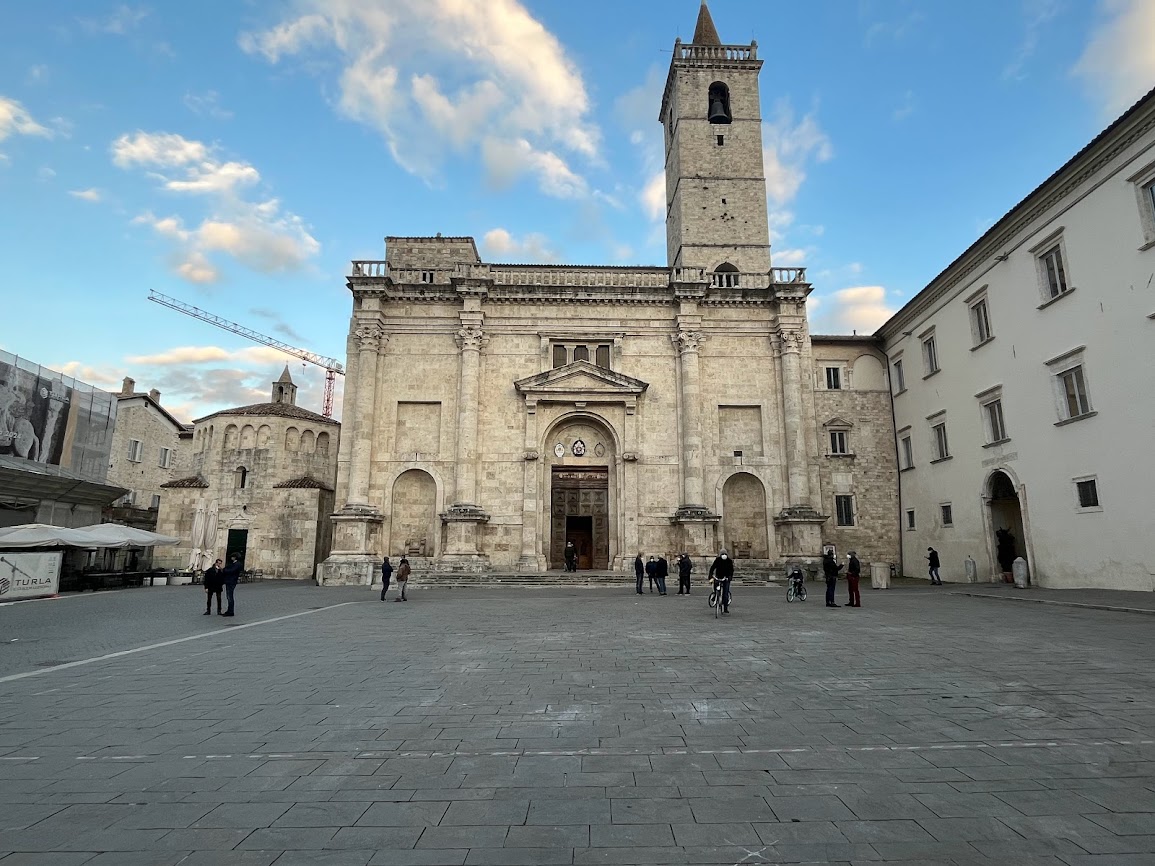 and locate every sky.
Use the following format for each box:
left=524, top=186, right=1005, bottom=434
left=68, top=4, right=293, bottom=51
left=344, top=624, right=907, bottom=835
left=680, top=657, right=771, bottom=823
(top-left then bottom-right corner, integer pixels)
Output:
left=2, top=0, right=1153, bottom=424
